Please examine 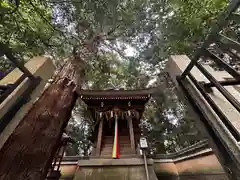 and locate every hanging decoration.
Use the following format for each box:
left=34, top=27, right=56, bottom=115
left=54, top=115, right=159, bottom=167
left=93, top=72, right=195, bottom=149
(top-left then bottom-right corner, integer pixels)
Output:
left=95, top=109, right=140, bottom=122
